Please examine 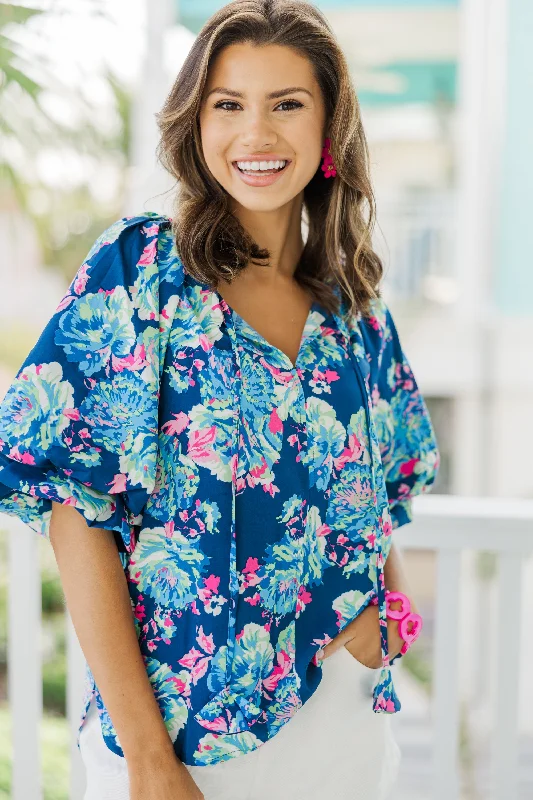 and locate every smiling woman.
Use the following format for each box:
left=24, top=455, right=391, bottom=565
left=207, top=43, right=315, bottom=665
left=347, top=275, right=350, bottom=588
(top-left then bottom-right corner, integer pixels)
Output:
left=155, top=1, right=384, bottom=322
left=197, top=44, right=327, bottom=219
left=0, top=2, right=440, bottom=800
